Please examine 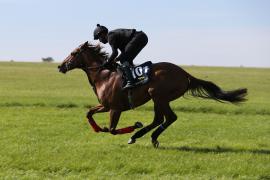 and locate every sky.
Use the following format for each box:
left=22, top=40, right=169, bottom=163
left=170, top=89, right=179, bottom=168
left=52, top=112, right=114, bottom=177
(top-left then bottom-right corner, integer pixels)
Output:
left=0, top=0, right=270, bottom=67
